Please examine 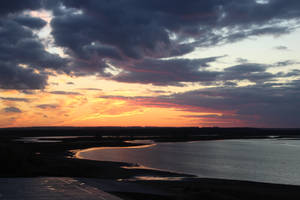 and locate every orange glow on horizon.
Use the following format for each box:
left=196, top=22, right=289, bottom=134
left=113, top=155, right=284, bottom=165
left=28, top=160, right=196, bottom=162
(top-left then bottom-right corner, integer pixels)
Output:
left=0, top=74, right=240, bottom=128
